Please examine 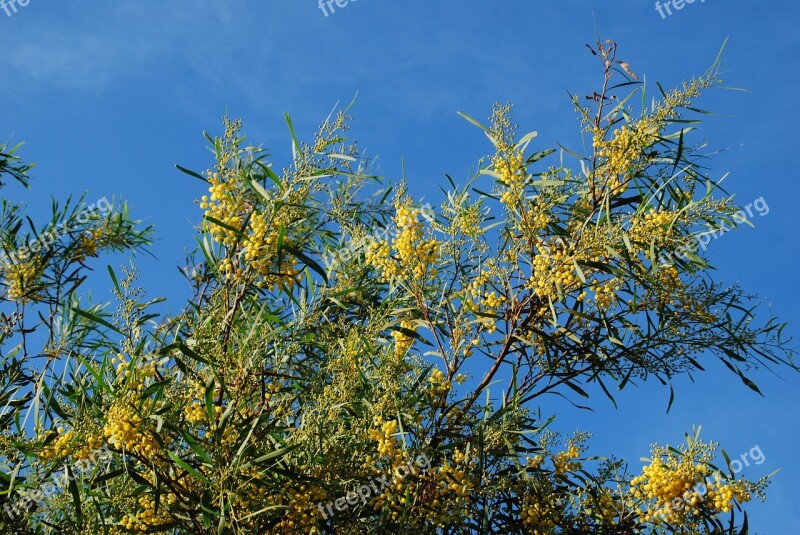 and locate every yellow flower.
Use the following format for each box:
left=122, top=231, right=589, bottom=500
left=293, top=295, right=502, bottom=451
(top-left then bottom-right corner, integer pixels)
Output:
left=4, top=258, right=43, bottom=301
left=365, top=195, right=440, bottom=282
